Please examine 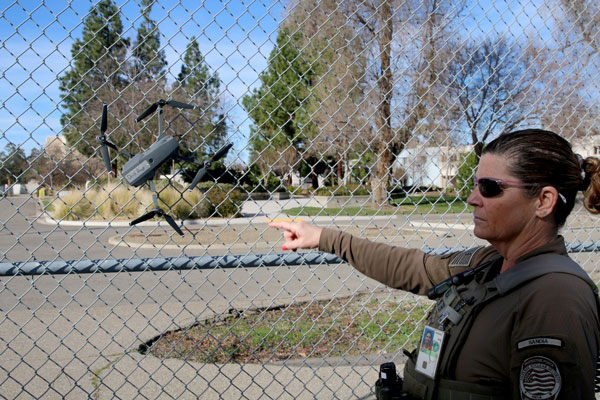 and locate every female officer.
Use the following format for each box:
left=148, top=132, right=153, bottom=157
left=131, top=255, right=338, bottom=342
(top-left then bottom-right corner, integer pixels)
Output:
left=270, top=129, right=600, bottom=399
